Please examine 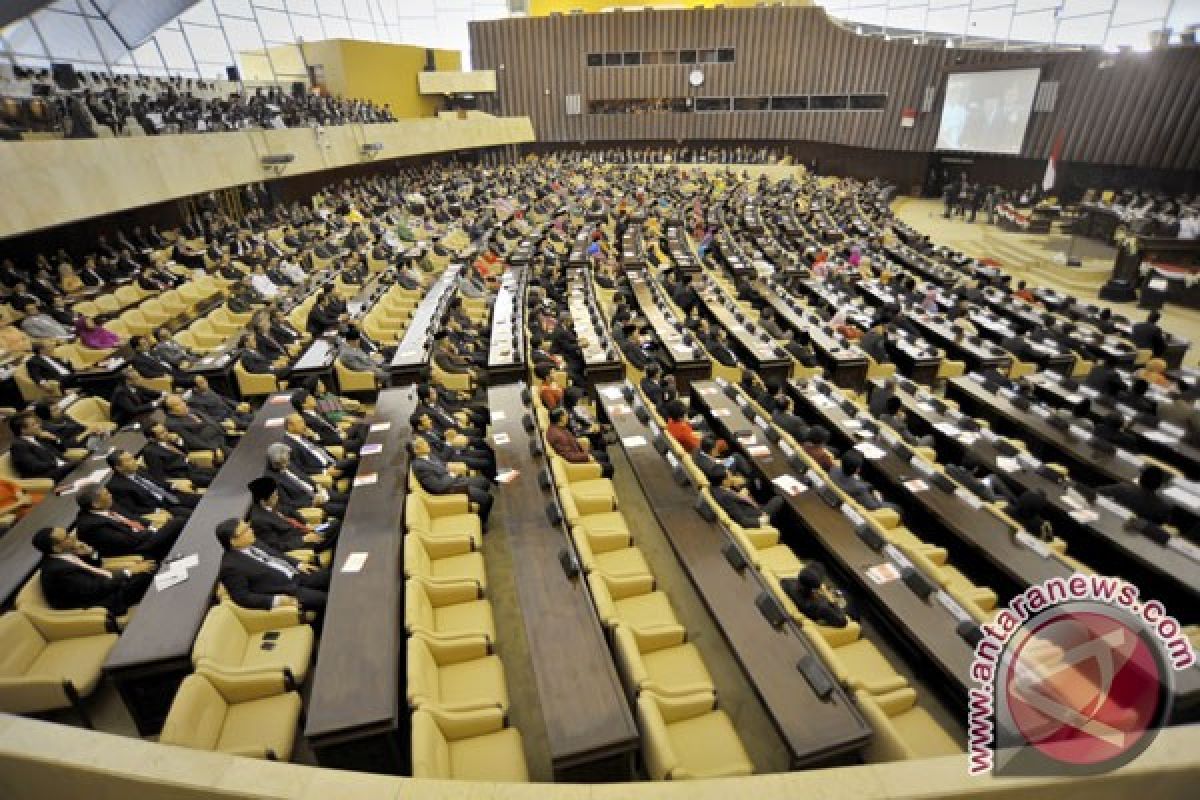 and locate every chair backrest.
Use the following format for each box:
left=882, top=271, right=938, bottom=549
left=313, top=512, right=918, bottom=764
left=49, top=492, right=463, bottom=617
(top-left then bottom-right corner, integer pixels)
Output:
left=114, top=286, right=142, bottom=306
left=66, top=396, right=111, bottom=427
left=404, top=494, right=431, bottom=533
left=404, top=580, right=434, bottom=633
left=0, top=611, right=45, bottom=678
left=403, top=534, right=431, bottom=578
left=635, top=693, right=678, bottom=781
left=158, top=673, right=227, bottom=751
left=405, top=635, right=441, bottom=709
left=409, top=709, right=451, bottom=778
left=192, top=604, right=249, bottom=668
left=13, top=362, right=46, bottom=403
left=94, top=294, right=121, bottom=314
